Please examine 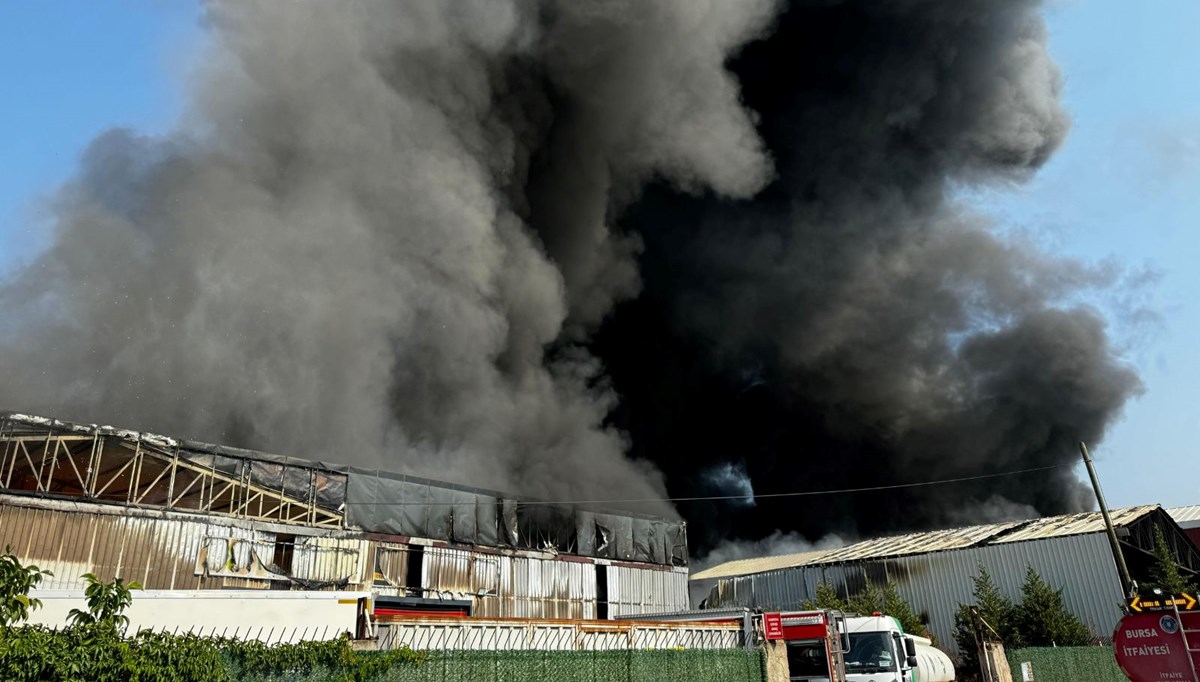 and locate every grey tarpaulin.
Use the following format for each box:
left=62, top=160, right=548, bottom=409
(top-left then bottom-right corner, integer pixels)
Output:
left=576, top=510, right=596, bottom=556
left=398, top=480, right=430, bottom=536
left=633, top=518, right=653, bottom=563
left=341, top=468, right=687, bottom=565
left=670, top=523, right=688, bottom=566
left=426, top=485, right=453, bottom=540
left=448, top=488, right=477, bottom=544
left=616, top=516, right=635, bottom=561
left=502, top=498, right=520, bottom=546
left=593, top=512, right=637, bottom=560
left=594, top=514, right=615, bottom=559
left=645, top=520, right=664, bottom=565
left=475, top=495, right=500, bottom=546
